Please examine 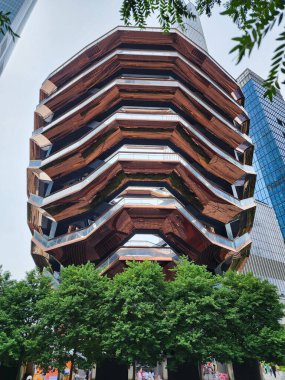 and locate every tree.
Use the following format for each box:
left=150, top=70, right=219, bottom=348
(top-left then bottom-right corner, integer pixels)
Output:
left=101, top=261, right=168, bottom=379
left=33, top=263, right=109, bottom=380
left=0, top=260, right=284, bottom=379
left=164, top=259, right=238, bottom=368
left=121, top=0, right=193, bottom=31
left=220, top=270, right=285, bottom=364
left=0, top=265, right=13, bottom=294
left=164, top=259, right=285, bottom=368
left=0, top=269, right=51, bottom=374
